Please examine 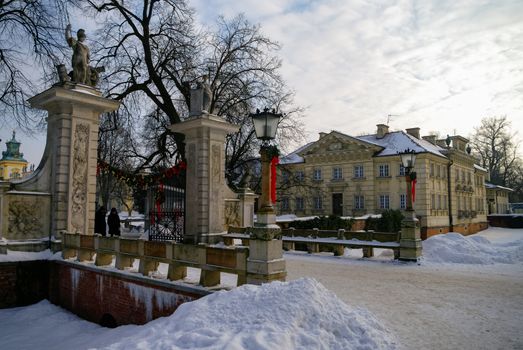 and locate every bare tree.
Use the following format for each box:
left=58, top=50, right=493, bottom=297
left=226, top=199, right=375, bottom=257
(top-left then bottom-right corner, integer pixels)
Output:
left=0, top=0, right=72, bottom=130
left=471, top=116, right=520, bottom=186
left=86, top=0, right=304, bottom=184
